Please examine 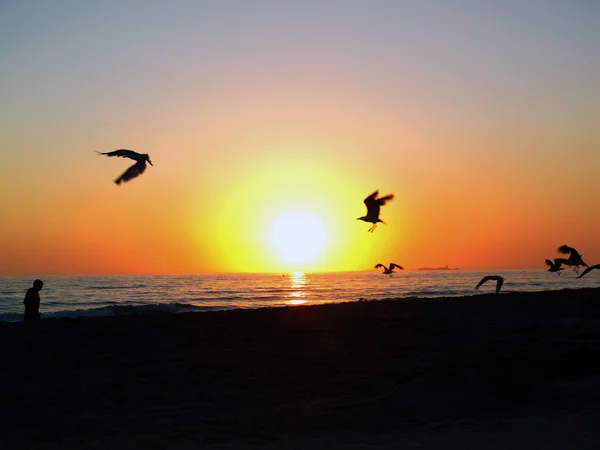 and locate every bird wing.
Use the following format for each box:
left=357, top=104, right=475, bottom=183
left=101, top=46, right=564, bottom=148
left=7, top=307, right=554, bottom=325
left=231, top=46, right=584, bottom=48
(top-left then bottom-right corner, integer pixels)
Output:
left=557, top=245, right=578, bottom=257
left=376, top=194, right=394, bottom=206
left=474, top=277, right=490, bottom=290
left=390, top=263, right=403, bottom=270
left=577, top=266, right=594, bottom=279
left=374, top=264, right=385, bottom=269
left=577, top=264, right=600, bottom=279
left=97, top=149, right=143, bottom=161
left=363, top=191, right=379, bottom=206
left=474, top=275, right=495, bottom=290
left=545, top=259, right=553, bottom=267
left=114, top=161, right=147, bottom=184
